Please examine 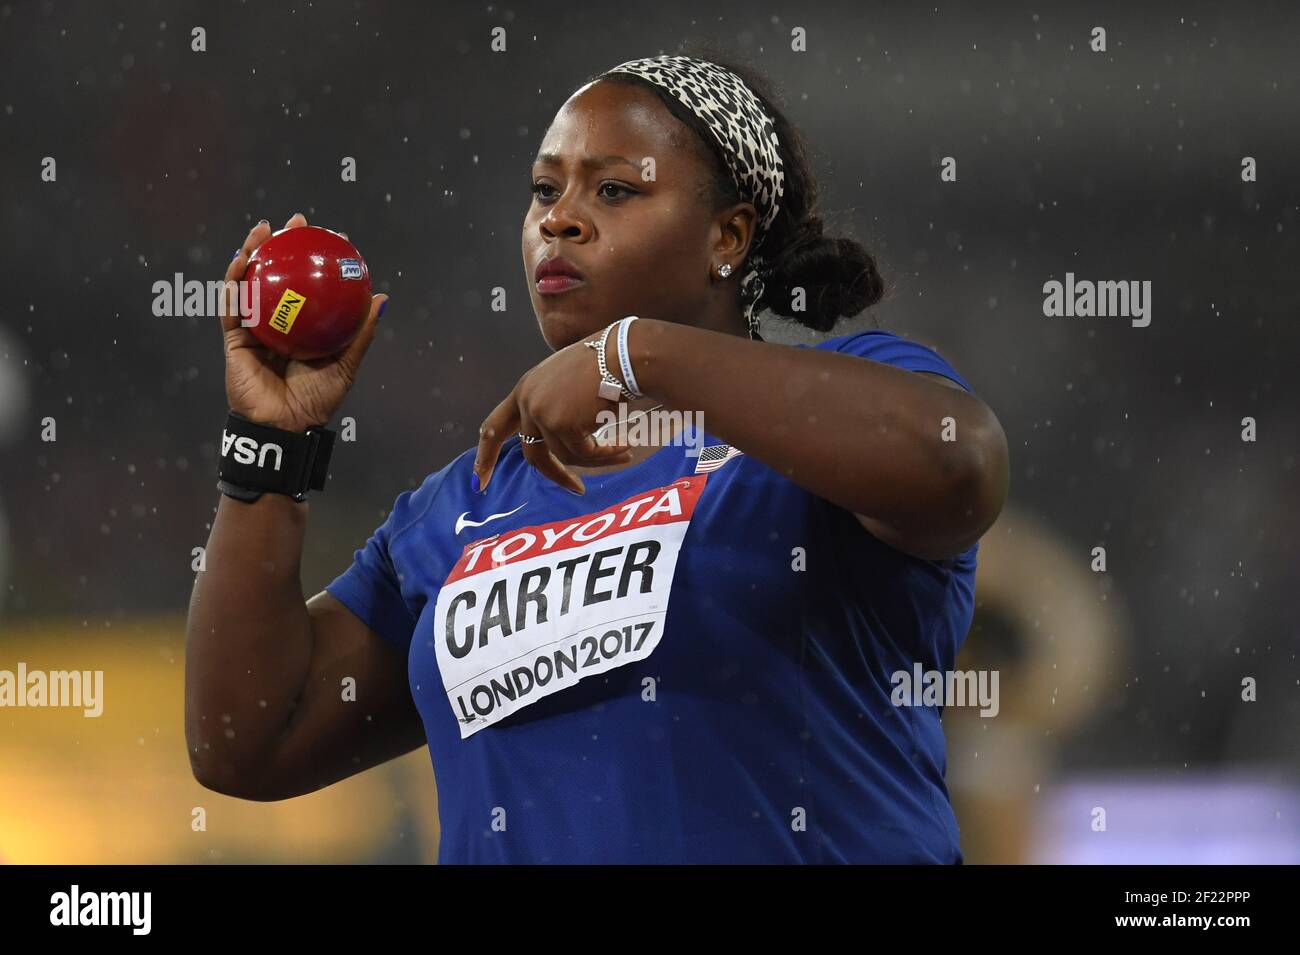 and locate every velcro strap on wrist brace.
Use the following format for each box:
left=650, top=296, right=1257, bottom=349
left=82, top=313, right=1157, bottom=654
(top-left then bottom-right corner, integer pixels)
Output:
left=218, top=411, right=336, bottom=502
